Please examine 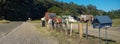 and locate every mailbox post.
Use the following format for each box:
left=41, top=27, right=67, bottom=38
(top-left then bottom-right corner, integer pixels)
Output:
left=78, top=17, right=83, bottom=38
left=70, top=22, right=73, bottom=36
left=98, top=27, right=101, bottom=44
left=104, top=26, right=110, bottom=44
left=86, top=21, right=89, bottom=39
left=105, top=27, right=108, bottom=44
left=92, top=16, right=112, bottom=44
